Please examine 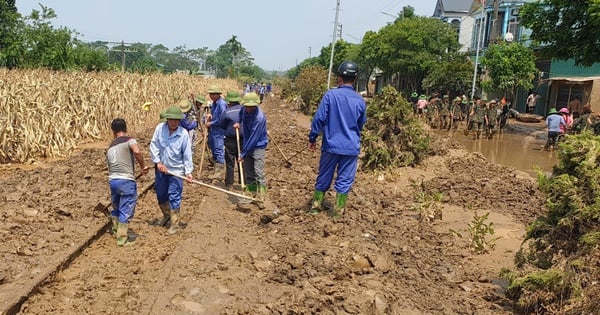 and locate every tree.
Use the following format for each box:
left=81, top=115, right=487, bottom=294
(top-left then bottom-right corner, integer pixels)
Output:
left=480, top=42, right=537, bottom=96
left=0, top=0, right=24, bottom=68
left=521, top=0, right=600, bottom=66
left=226, top=35, right=242, bottom=78
left=376, top=14, right=461, bottom=91
left=422, top=53, right=474, bottom=95
left=22, top=5, right=76, bottom=70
